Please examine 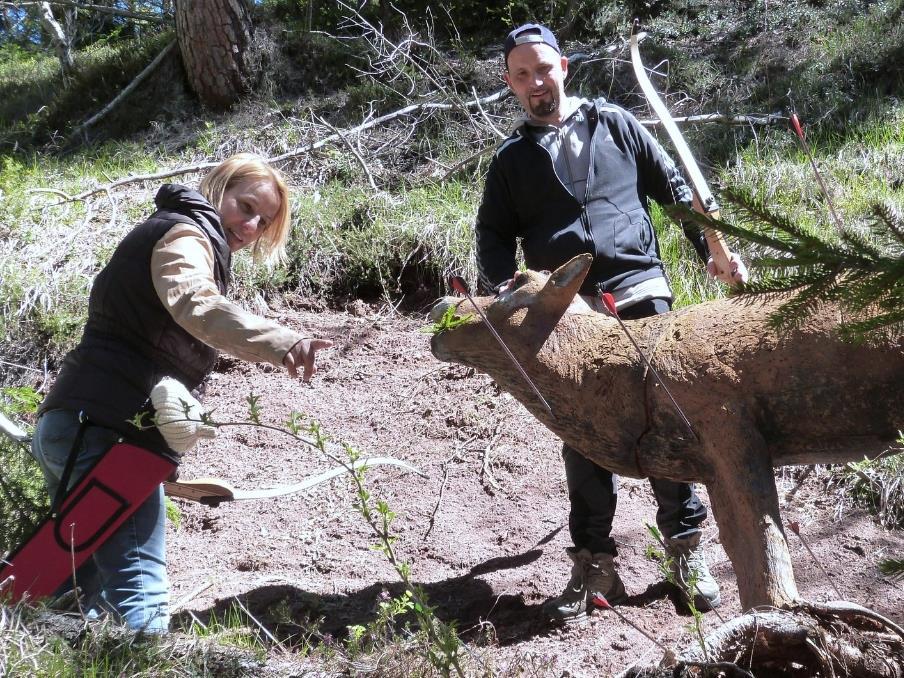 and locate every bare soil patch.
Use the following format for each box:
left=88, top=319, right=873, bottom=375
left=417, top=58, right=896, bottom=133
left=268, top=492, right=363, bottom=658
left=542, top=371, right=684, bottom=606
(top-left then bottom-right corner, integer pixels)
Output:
left=167, top=305, right=904, bottom=675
